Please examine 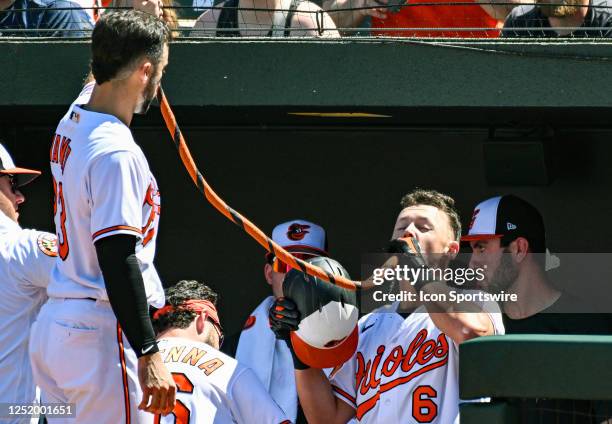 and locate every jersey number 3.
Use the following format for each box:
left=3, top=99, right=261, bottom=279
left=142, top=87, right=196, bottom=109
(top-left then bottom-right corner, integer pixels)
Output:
left=412, top=385, right=438, bottom=423
left=52, top=177, right=69, bottom=260
left=154, top=372, right=194, bottom=424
